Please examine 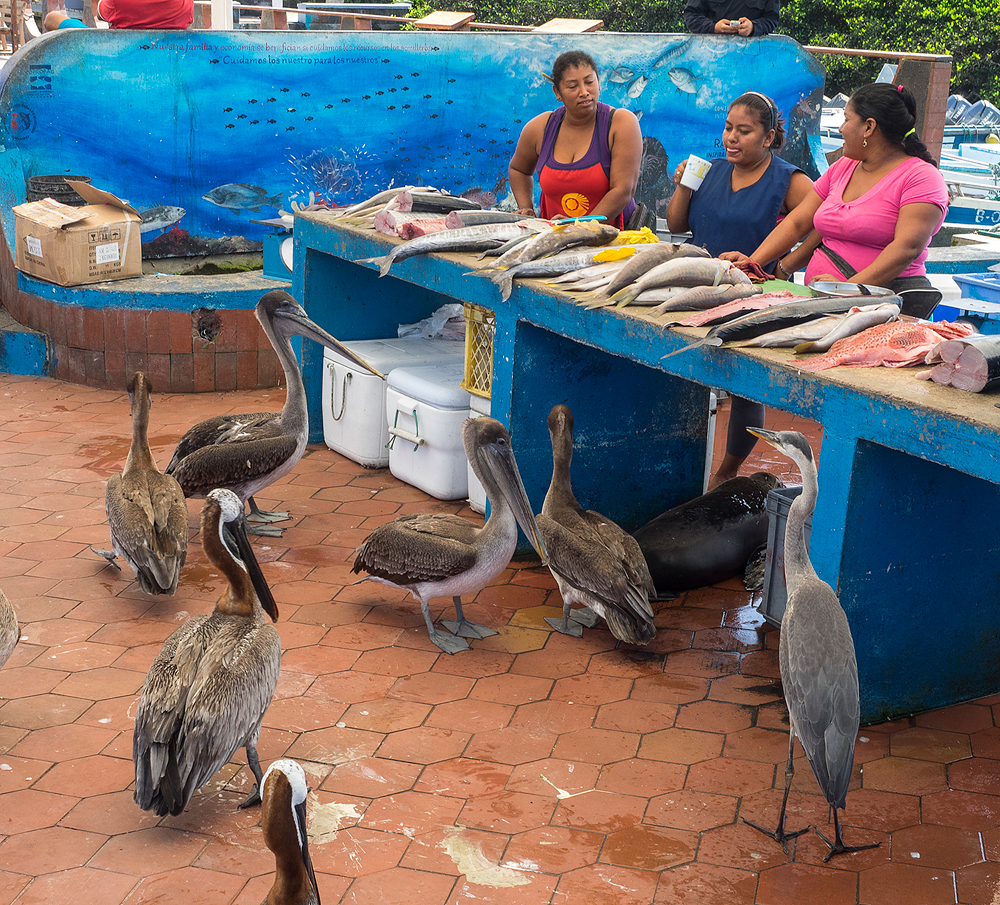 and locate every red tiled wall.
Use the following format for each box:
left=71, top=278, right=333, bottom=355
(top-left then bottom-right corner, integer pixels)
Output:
left=4, top=292, right=283, bottom=393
